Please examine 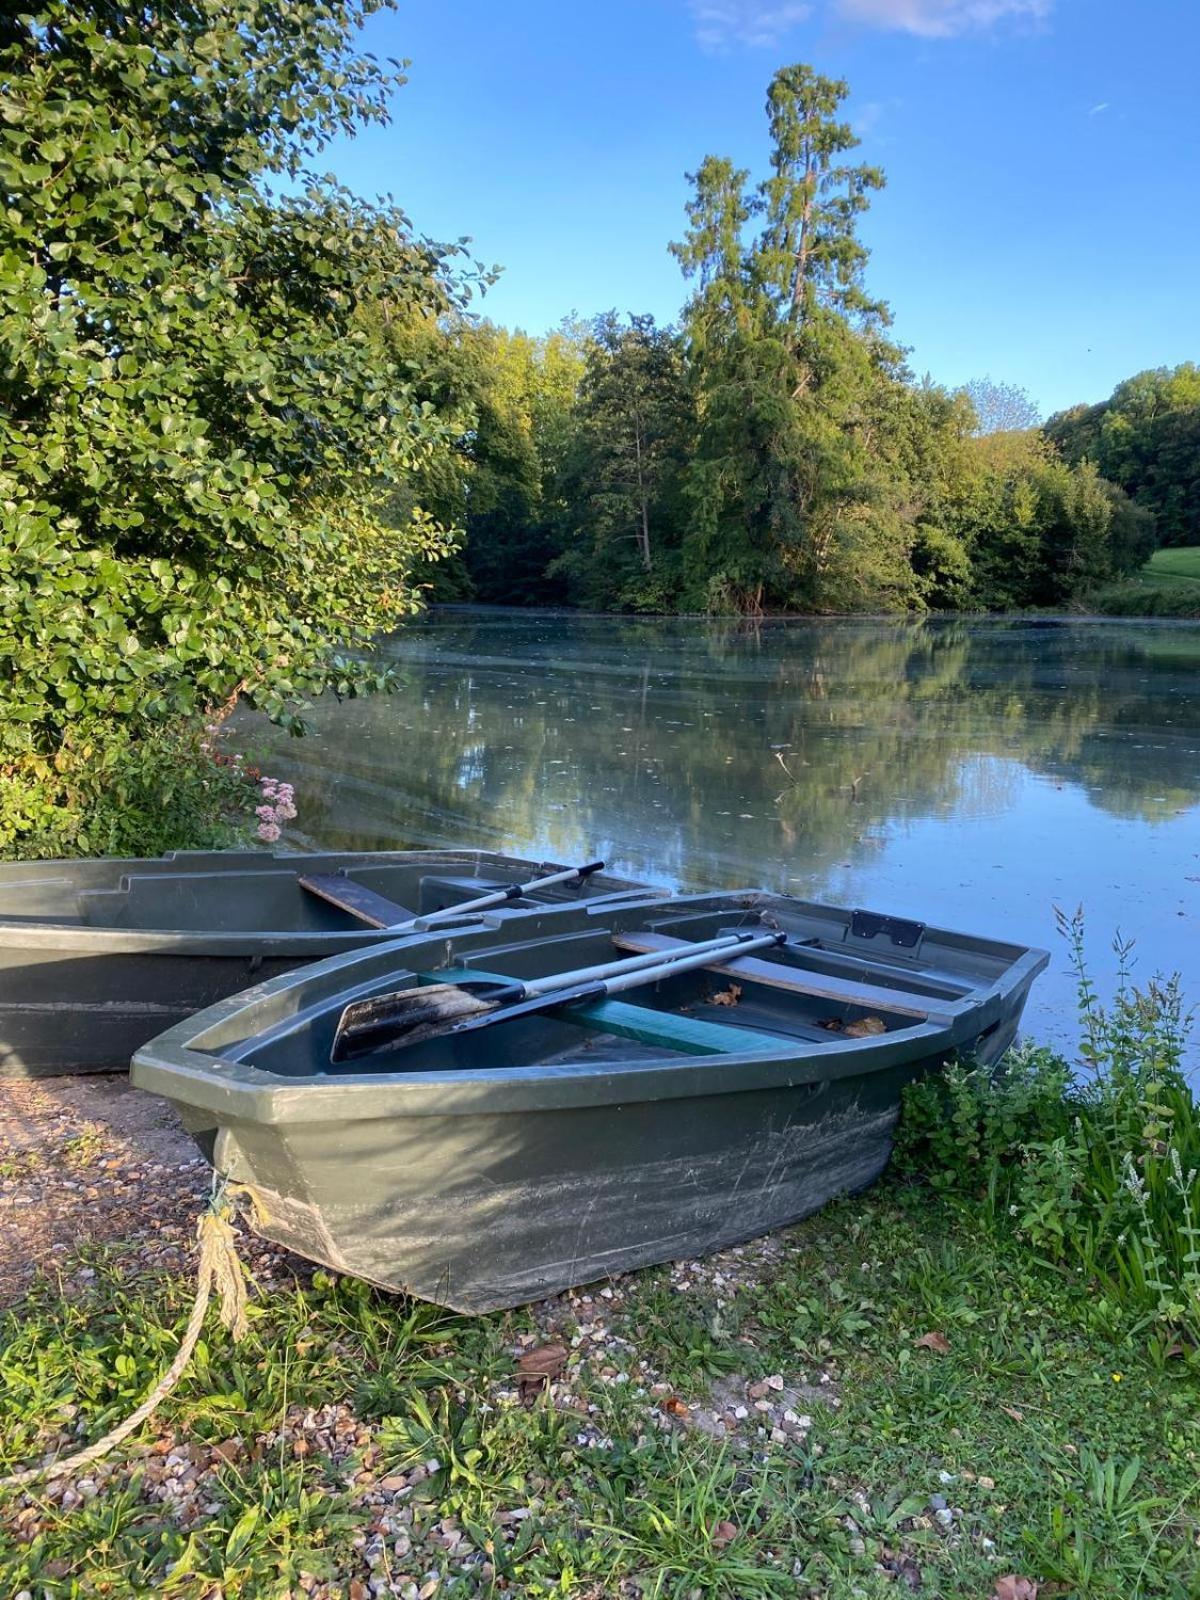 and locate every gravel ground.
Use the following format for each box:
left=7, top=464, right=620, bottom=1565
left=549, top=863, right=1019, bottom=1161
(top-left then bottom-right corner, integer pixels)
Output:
left=0, top=1074, right=206, bottom=1306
